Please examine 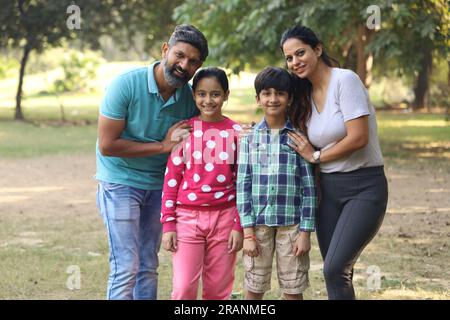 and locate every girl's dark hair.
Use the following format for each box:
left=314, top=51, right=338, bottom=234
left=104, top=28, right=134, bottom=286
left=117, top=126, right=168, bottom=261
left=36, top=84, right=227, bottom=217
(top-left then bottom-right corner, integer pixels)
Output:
left=192, top=67, right=229, bottom=92
left=254, top=66, right=294, bottom=97
left=280, top=25, right=340, bottom=133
